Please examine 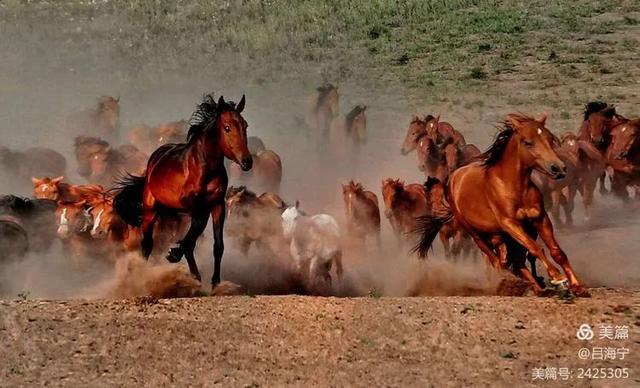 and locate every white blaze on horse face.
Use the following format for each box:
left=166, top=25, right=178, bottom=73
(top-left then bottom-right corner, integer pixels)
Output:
left=42, top=186, right=47, bottom=192
left=537, top=128, right=543, bottom=135
left=622, top=126, right=627, bottom=132
left=568, top=140, right=575, bottom=146
left=91, top=208, right=104, bottom=235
